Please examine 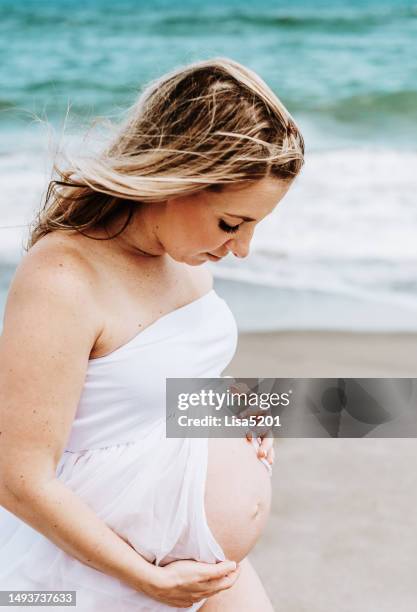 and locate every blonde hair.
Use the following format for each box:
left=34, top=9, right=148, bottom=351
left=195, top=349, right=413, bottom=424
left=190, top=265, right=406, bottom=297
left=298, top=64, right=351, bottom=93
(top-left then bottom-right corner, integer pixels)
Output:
left=26, top=56, right=305, bottom=249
